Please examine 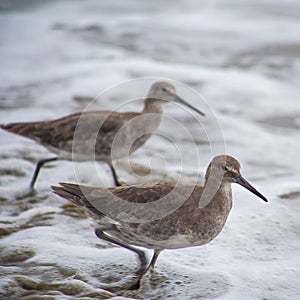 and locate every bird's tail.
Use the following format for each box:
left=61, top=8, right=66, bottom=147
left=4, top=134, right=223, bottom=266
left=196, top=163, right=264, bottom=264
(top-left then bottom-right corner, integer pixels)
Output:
left=0, top=122, right=42, bottom=139
left=51, top=183, right=88, bottom=206
left=51, top=182, right=108, bottom=219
